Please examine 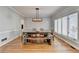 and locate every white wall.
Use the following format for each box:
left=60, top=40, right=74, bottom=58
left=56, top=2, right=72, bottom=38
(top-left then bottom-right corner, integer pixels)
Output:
left=23, top=18, right=51, bottom=32
left=0, top=7, right=22, bottom=47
